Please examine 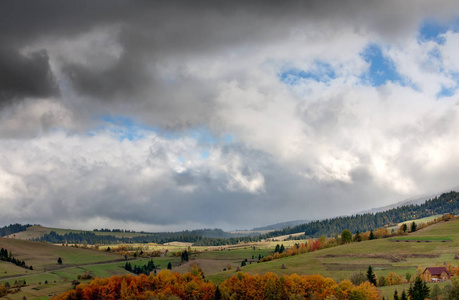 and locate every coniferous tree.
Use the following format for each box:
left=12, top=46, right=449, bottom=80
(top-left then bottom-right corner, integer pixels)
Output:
left=366, top=266, right=377, bottom=286
left=167, top=262, right=172, bottom=270
left=369, top=230, right=375, bottom=240
left=181, top=250, right=189, bottom=262
left=408, top=276, right=429, bottom=300
left=57, top=257, right=63, bottom=264
left=401, top=223, right=408, bottom=233
left=411, top=222, right=417, bottom=232
left=279, top=244, right=285, bottom=253
left=393, top=290, right=399, bottom=300
left=400, top=290, right=408, bottom=300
